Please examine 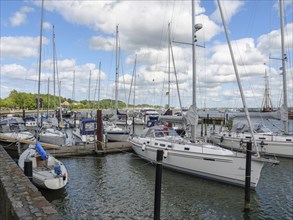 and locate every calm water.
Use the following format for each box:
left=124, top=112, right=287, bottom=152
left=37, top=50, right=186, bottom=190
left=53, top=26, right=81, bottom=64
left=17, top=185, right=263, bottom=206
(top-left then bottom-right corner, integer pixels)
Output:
left=40, top=153, right=293, bottom=220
